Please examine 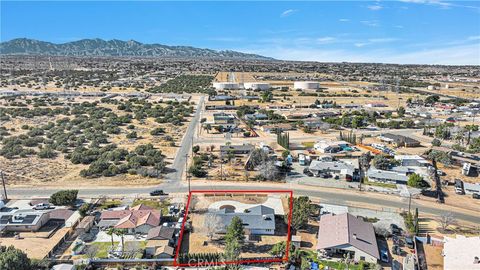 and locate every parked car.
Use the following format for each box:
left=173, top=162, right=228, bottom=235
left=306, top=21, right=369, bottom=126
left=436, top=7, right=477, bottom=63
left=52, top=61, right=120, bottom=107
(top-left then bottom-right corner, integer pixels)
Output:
left=150, top=190, right=167, bottom=196
left=392, top=245, right=402, bottom=256
left=455, top=186, right=465, bottom=195
left=380, top=248, right=390, bottom=263
left=472, top=193, right=480, bottom=199
left=33, top=203, right=51, bottom=210
left=405, top=236, right=415, bottom=249
left=390, top=224, right=402, bottom=235
left=303, top=168, right=314, bottom=177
